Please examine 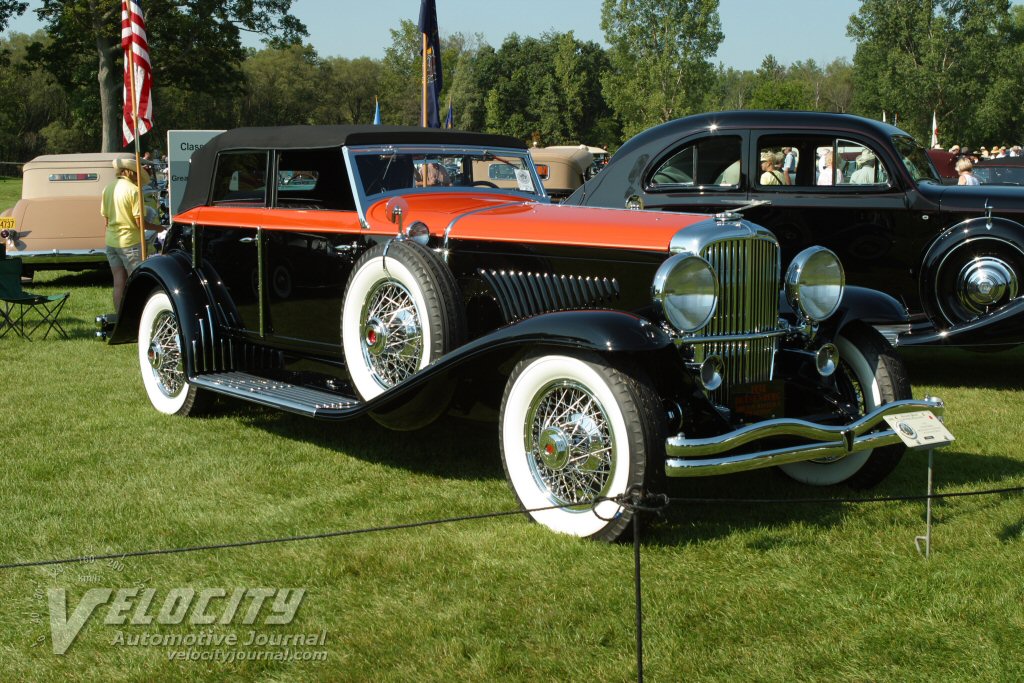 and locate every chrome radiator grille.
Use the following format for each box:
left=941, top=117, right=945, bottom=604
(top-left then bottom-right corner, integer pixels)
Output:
left=696, top=236, right=781, bottom=405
